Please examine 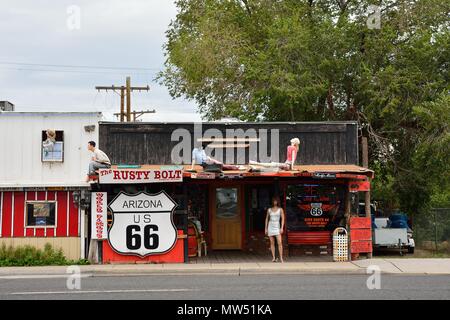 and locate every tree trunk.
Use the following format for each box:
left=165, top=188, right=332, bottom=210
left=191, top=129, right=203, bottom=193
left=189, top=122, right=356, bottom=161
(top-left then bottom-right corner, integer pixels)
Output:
left=327, top=86, right=335, bottom=119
